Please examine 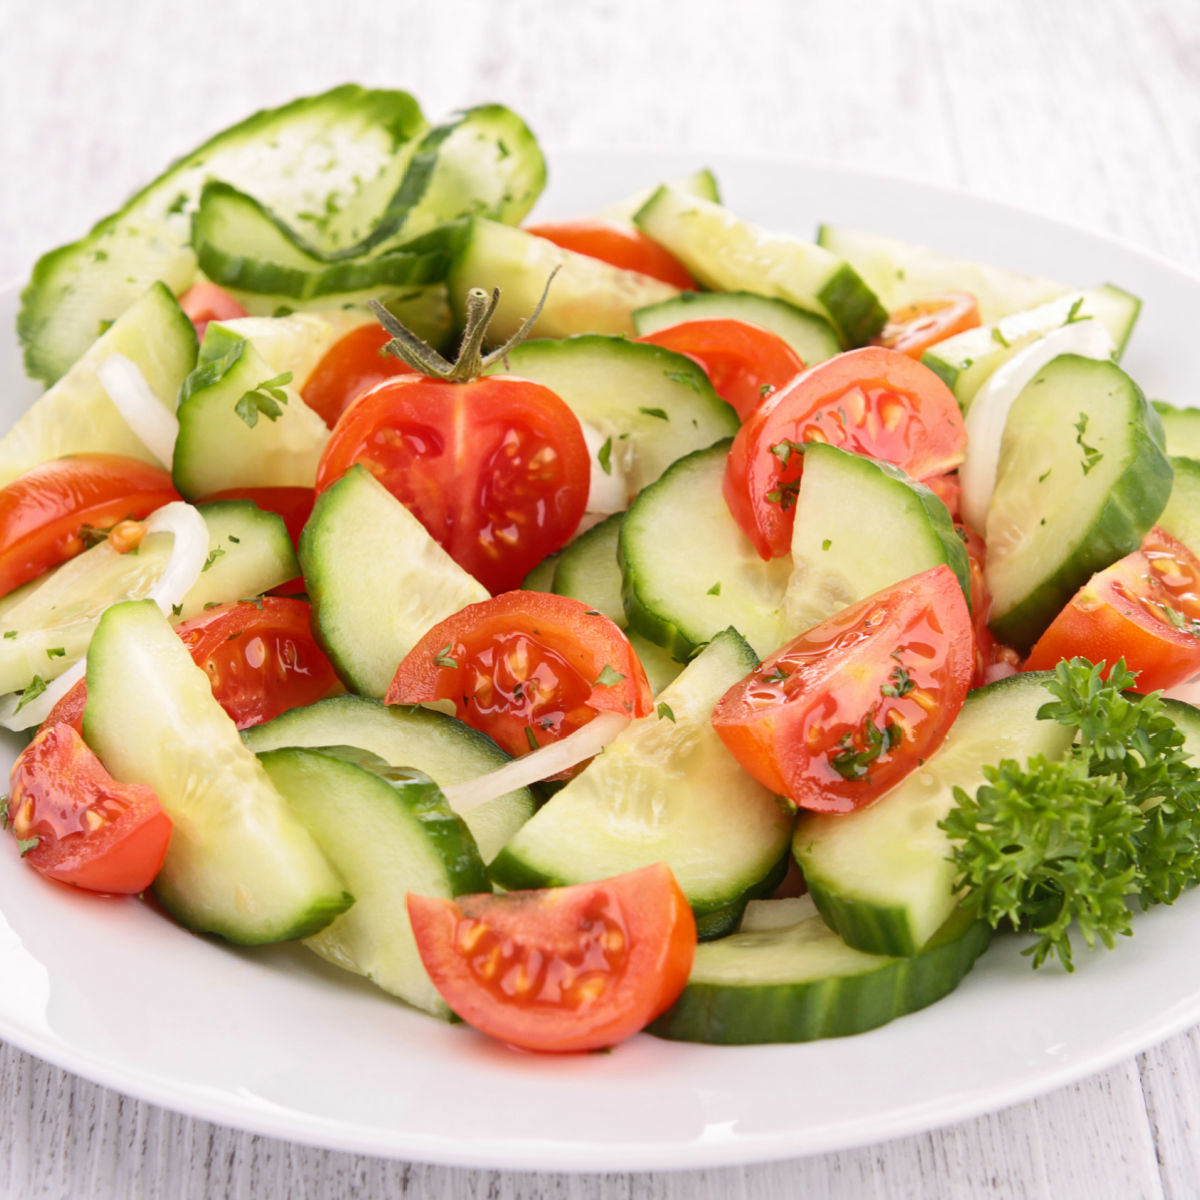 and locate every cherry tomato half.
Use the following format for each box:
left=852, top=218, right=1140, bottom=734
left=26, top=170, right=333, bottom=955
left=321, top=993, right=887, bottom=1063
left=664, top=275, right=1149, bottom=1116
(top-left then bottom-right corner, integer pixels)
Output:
left=872, top=291, right=981, bottom=359
left=407, top=863, right=697, bottom=1052
left=1023, top=527, right=1200, bottom=692
left=385, top=591, right=653, bottom=762
left=177, top=282, right=248, bottom=341
left=525, top=219, right=696, bottom=289
left=711, top=564, right=974, bottom=812
left=316, top=376, right=590, bottom=595
left=0, top=454, right=180, bottom=599
left=301, top=324, right=416, bottom=429
left=8, top=723, right=172, bottom=893
left=724, top=347, right=967, bottom=559
left=637, top=319, right=806, bottom=421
